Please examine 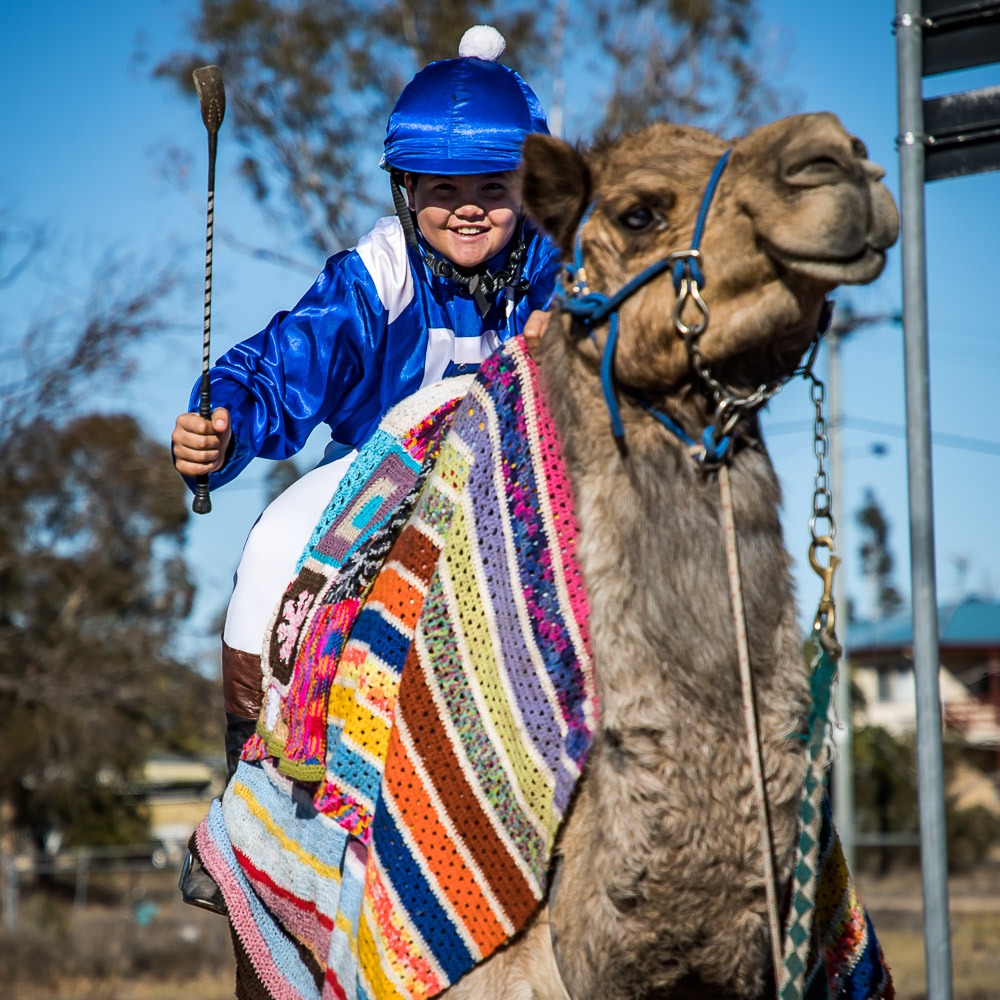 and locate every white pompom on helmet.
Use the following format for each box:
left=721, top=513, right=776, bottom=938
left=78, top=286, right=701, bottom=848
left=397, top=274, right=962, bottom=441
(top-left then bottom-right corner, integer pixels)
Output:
left=381, top=26, right=549, bottom=175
